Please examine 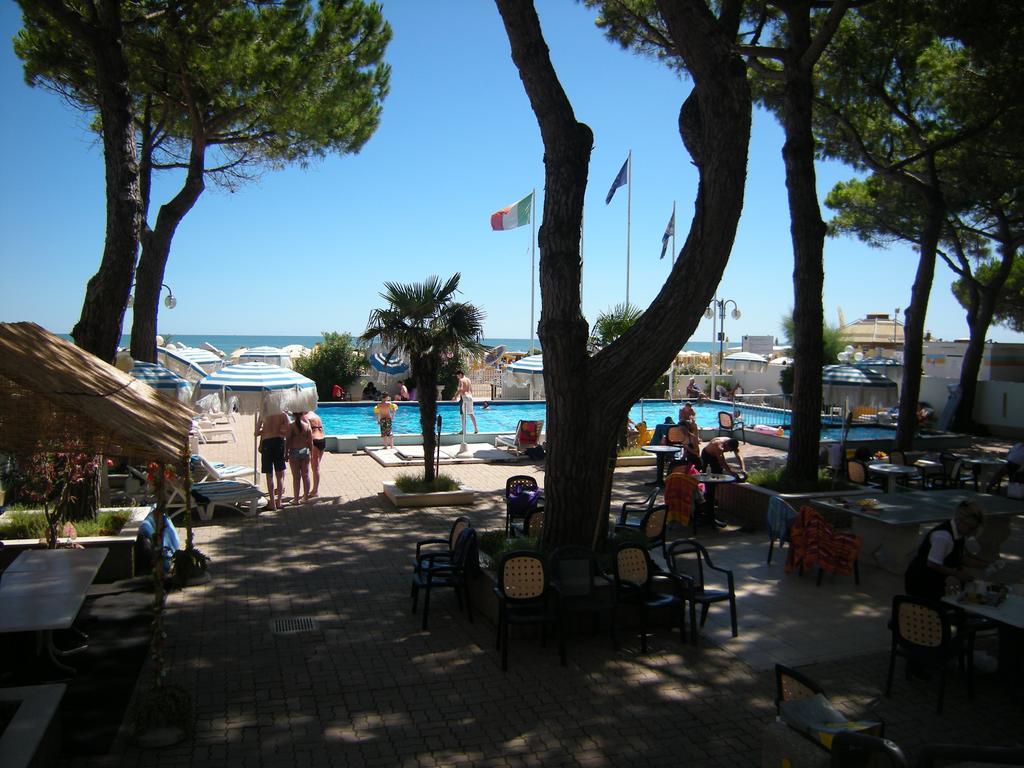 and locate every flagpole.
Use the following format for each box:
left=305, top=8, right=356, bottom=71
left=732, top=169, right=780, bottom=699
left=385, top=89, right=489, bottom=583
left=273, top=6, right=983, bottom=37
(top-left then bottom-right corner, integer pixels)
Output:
left=625, top=149, right=632, bottom=305
left=529, top=188, right=536, bottom=355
